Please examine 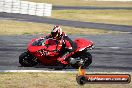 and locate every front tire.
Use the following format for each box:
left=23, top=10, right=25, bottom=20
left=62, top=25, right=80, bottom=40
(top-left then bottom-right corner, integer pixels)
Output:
left=19, top=52, right=38, bottom=67
left=71, top=52, right=92, bottom=69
